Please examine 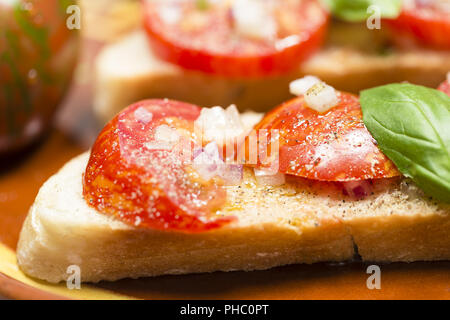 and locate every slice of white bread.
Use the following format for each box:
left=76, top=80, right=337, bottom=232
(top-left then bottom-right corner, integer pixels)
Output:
left=17, top=152, right=354, bottom=283
left=93, top=26, right=450, bottom=123
left=17, top=113, right=450, bottom=283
